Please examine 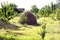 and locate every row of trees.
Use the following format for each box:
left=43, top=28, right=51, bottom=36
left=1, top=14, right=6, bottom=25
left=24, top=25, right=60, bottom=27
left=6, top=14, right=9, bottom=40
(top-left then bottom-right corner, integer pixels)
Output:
left=30, top=2, right=56, bottom=17
left=30, top=2, right=60, bottom=20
